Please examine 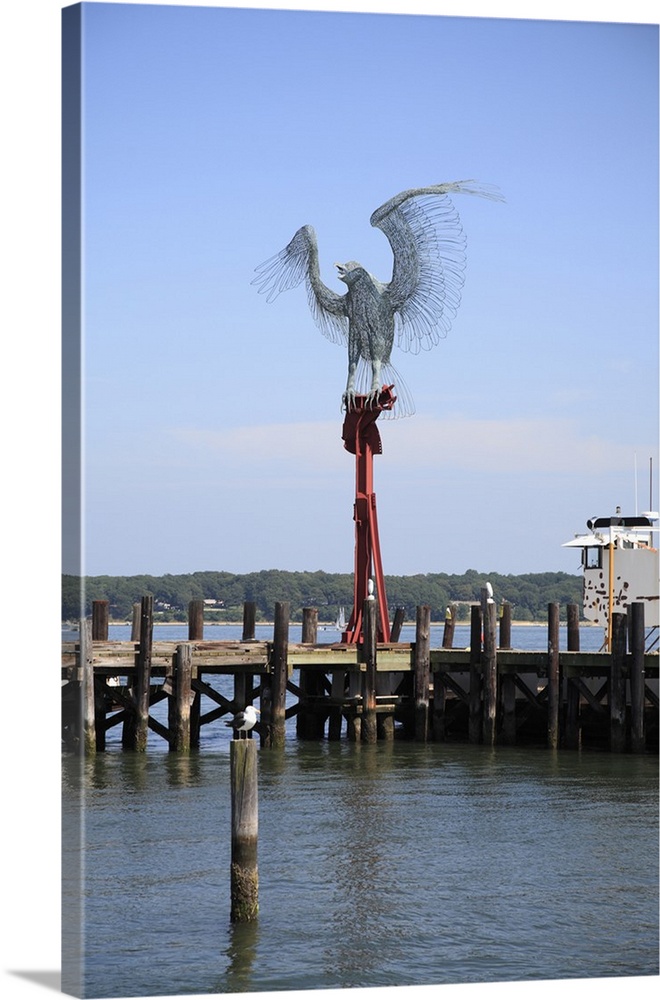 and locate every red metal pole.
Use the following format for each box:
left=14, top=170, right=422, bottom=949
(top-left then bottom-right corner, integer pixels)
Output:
left=341, top=388, right=394, bottom=644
